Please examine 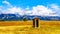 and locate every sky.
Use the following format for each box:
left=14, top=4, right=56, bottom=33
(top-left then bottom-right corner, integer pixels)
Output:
left=0, top=0, right=60, bottom=16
